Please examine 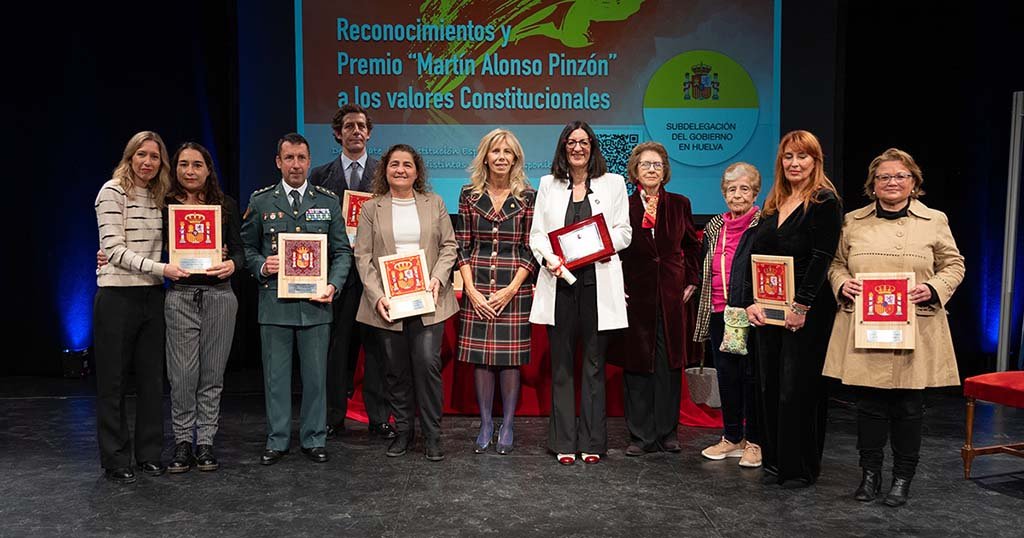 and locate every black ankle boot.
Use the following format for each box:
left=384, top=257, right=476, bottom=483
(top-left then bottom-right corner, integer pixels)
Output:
left=853, top=469, right=882, bottom=501
left=883, top=476, right=911, bottom=507
left=168, top=441, right=194, bottom=474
